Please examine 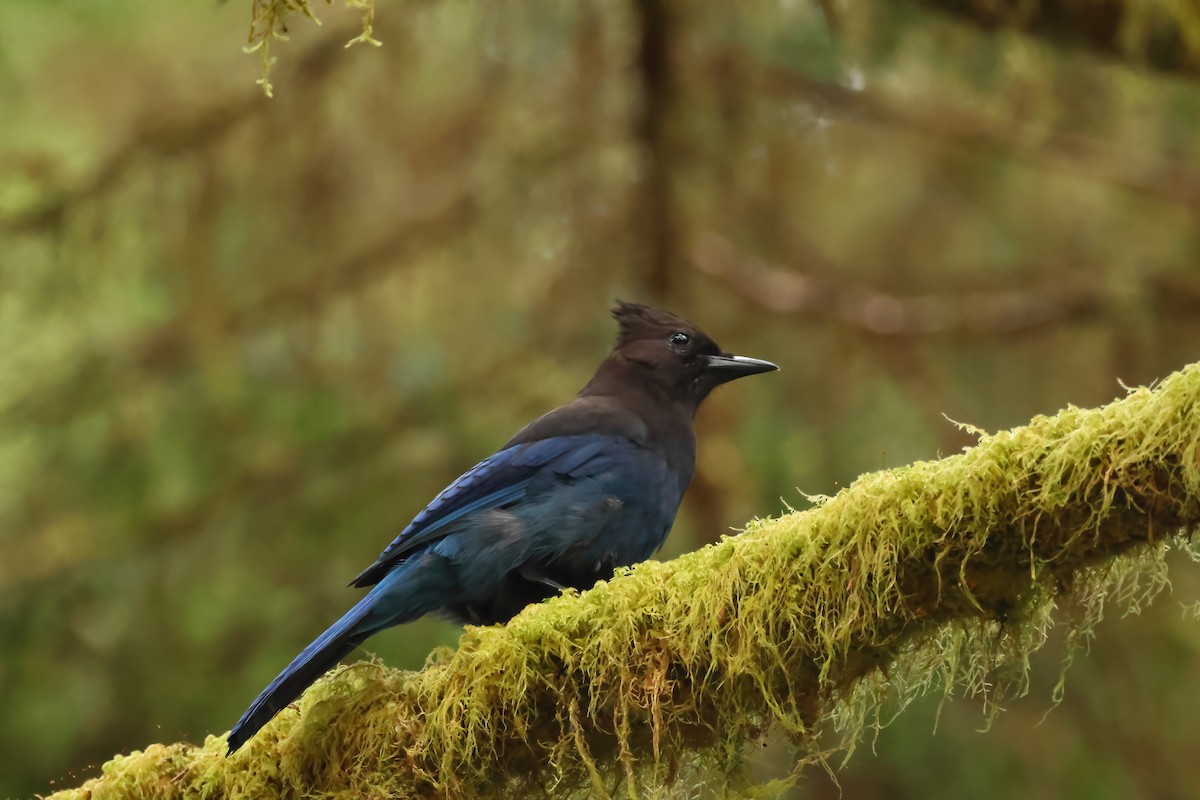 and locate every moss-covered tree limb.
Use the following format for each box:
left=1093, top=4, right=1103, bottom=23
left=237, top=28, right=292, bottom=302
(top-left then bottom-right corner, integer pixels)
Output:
left=49, top=361, right=1200, bottom=798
